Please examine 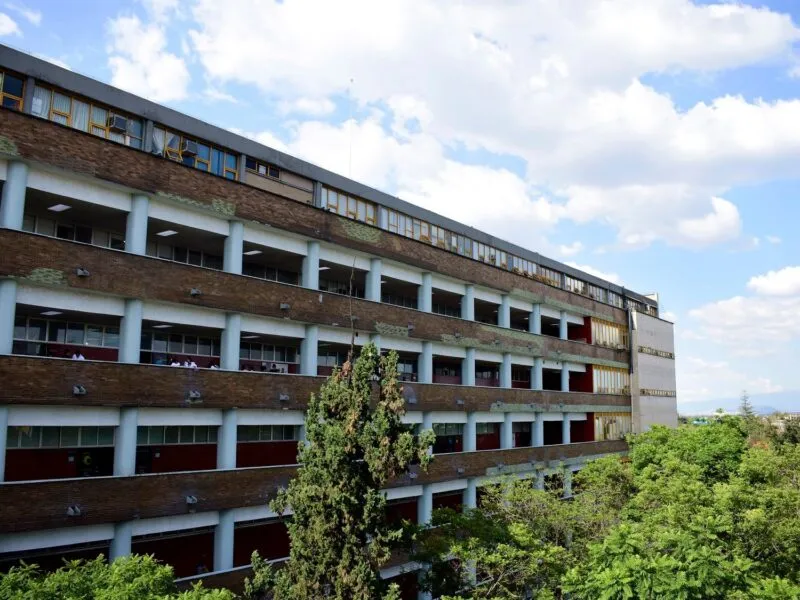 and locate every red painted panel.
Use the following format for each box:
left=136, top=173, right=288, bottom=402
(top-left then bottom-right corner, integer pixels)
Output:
left=432, top=375, right=462, bottom=385
left=514, top=431, right=532, bottom=448
left=386, top=499, right=417, bottom=525
left=233, top=521, right=290, bottom=566
left=236, top=441, right=299, bottom=468
left=0, top=545, right=109, bottom=574
left=511, top=380, right=530, bottom=389
left=136, top=444, right=217, bottom=474
left=569, top=365, right=593, bottom=393
left=476, top=431, right=500, bottom=451
left=386, top=571, right=418, bottom=600
left=475, top=377, right=499, bottom=387
left=570, top=414, right=595, bottom=443
left=433, top=491, right=462, bottom=512
left=5, top=448, right=113, bottom=481
left=132, top=531, right=214, bottom=578
left=568, top=317, right=592, bottom=343
left=433, top=435, right=463, bottom=454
